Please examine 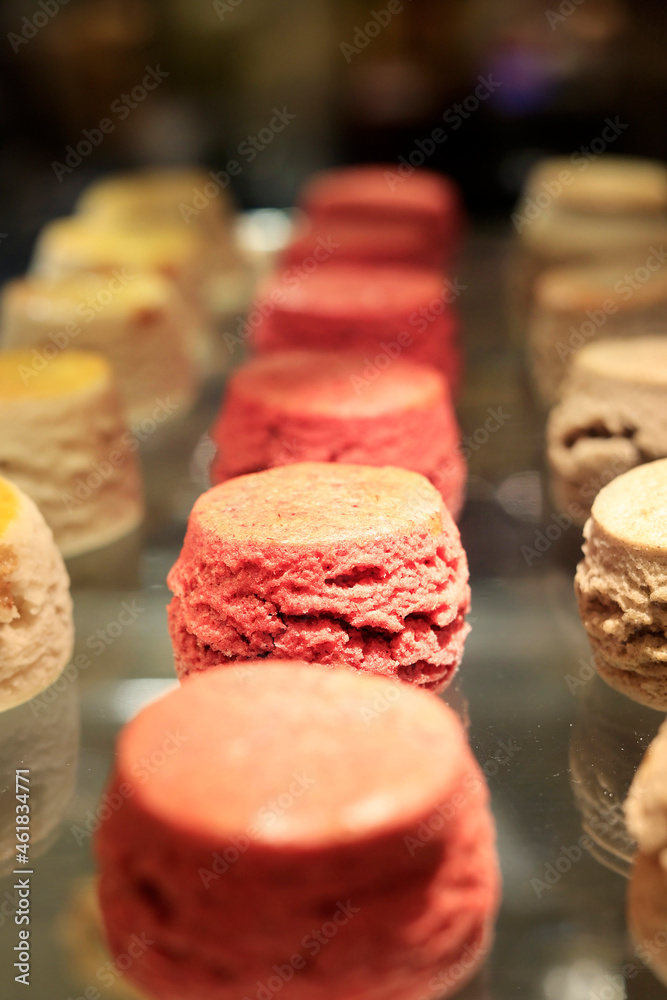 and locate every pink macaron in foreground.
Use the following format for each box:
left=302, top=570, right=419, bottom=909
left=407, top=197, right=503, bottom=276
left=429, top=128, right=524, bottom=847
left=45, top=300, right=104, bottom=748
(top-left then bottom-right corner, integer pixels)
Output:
left=96, top=662, right=500, bottom=1000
